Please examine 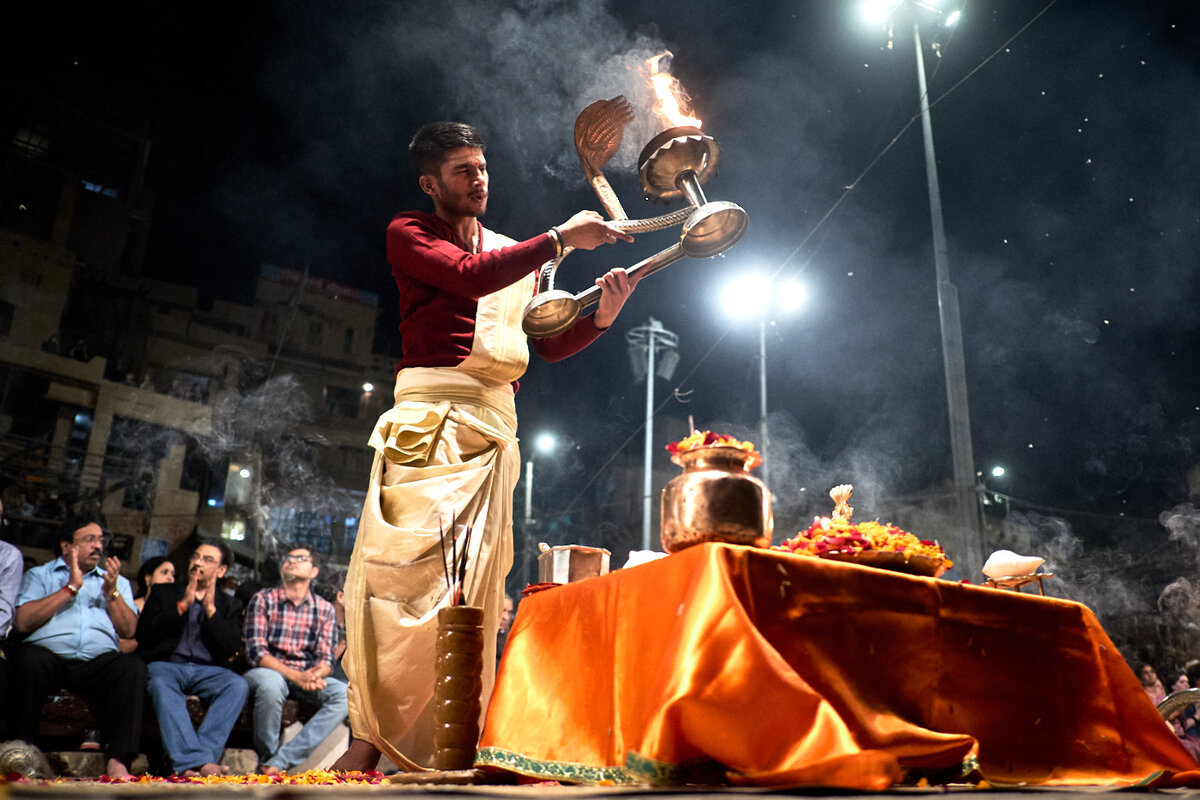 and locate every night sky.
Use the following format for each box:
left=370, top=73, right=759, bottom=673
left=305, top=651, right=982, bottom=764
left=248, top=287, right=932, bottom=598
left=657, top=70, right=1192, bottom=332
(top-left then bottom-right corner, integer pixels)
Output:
left=4, top=1, right=1199, bottom=554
